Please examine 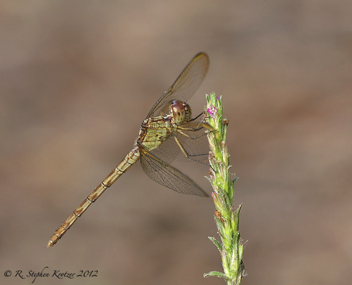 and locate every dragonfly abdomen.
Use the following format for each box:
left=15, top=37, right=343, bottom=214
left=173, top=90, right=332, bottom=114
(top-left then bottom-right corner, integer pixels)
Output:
left=47, top=147, right=140, bottom=247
